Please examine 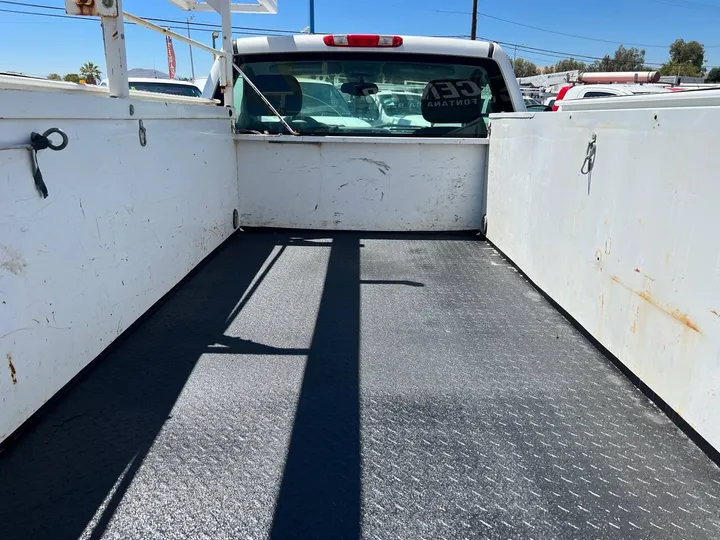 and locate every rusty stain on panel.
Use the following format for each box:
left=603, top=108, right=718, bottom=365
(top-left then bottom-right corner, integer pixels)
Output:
left=71, top=0, right=97, bottom=16
left=67, top=0, right=118, bottom=17
left=7, top=352, right=17, bottom=385
left=711, top=309, right=720, bottom=318
left=630, top=305, right=640, bottom=334
left=610, top=276, right=701, bottom=333
left=633, top=268, right=641, bottom=273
